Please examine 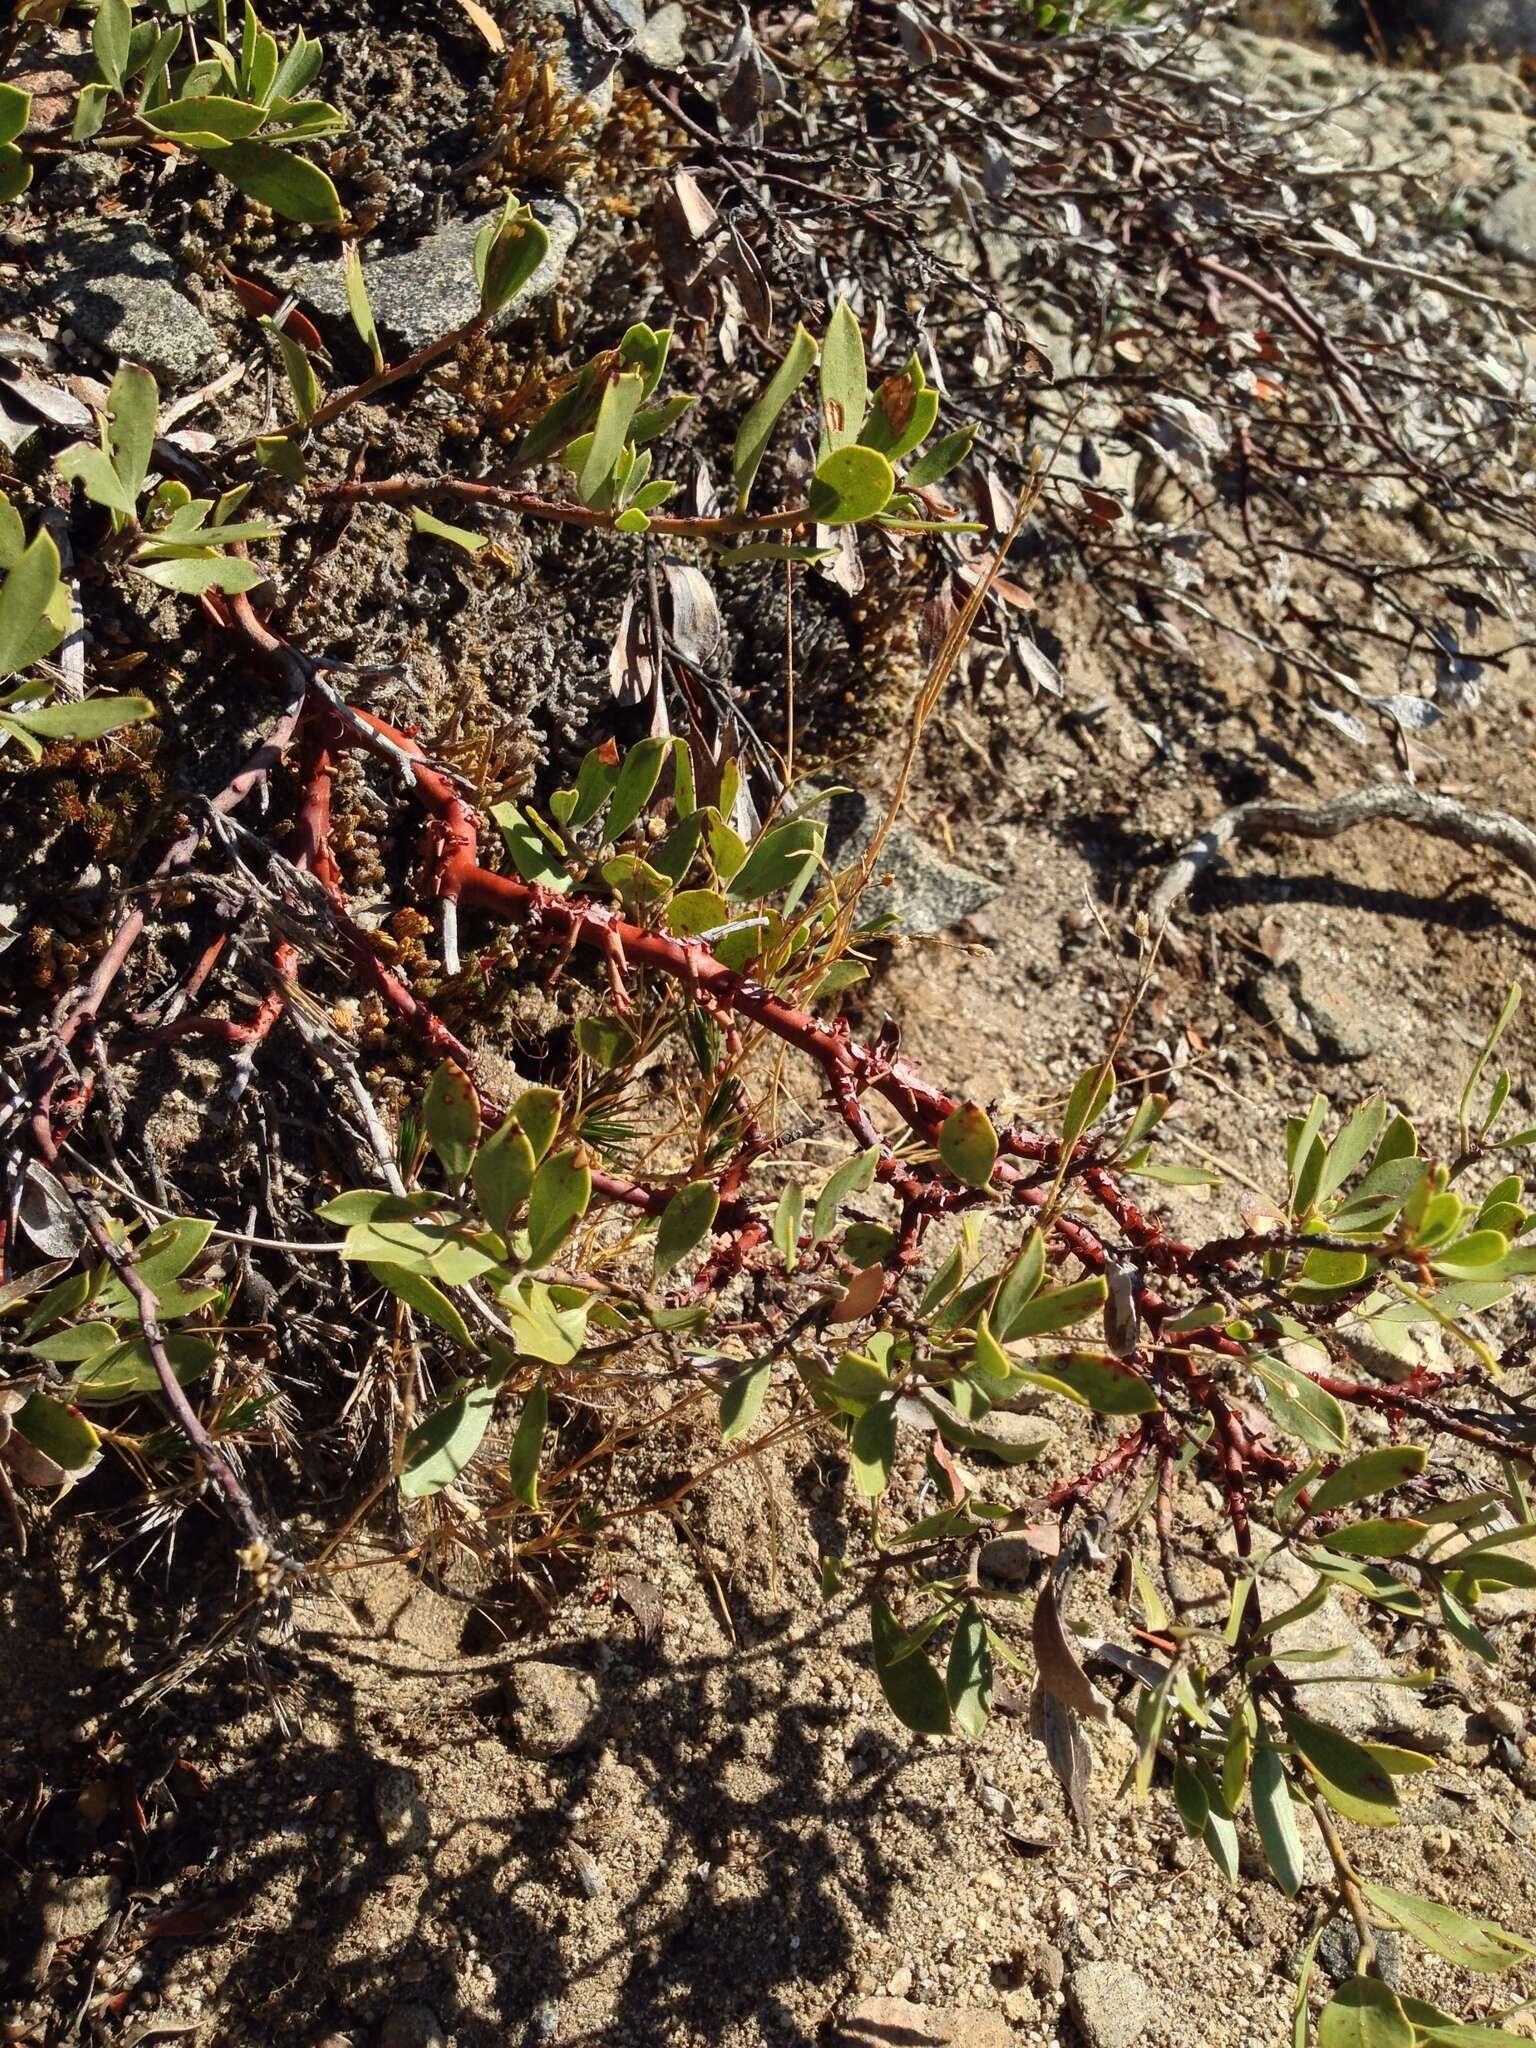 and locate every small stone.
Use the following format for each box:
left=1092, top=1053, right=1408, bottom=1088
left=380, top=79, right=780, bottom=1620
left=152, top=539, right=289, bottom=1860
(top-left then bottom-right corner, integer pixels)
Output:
left=1487, top=1700, right=1526, bottom=1738
left=503, top=1661, right=605, bottom=1758
left=1476, top=176, right=1536, bottom=265
left=634, top=1, right=687, bottom=68
left=1422, top=1826, right=1456, bottom=1867
left=373, top=1767, right=431, bottom=1856
left=49, top=1872, right=122, bottom=1941
left=49, top=225, right=223, bottom=388
left=377, top=2005, right=445, bottom=2048
left=1066, top=1962, right=1156, bottom=2048
left=978, top=1534, right=1050, bottom=1586
left=274, top=198, right=581, bottom=356
left=526, top=1999, right=561, bottom=2043
left=41, top=151, right=123, bottom=206
left=566, top=1843, right=605, bottom=1899
left=888, top=1963, right=914, bottom=1998
left=1318, top=1918, right=1404, bottom=1990
left=834, top=1998, right=1011, bottom=2048
left=1034, top=1942, right=1066, bottom=1994
left=816, top=782, right=999, bottom=934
